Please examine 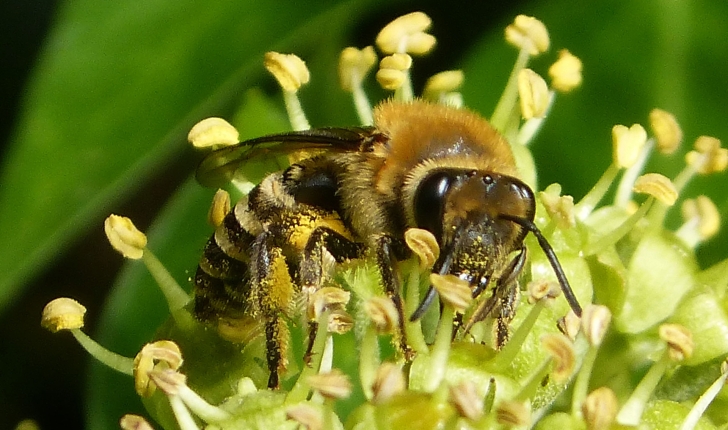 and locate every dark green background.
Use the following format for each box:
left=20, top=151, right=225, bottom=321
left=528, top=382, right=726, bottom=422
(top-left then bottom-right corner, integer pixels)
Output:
left=1, top=1, right=726, bottom=428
